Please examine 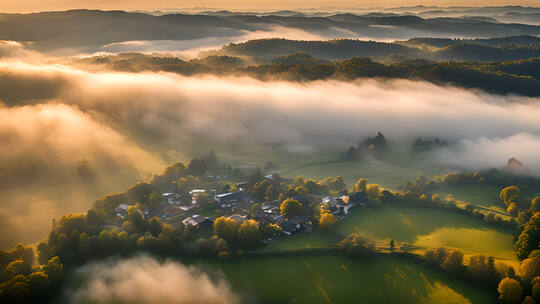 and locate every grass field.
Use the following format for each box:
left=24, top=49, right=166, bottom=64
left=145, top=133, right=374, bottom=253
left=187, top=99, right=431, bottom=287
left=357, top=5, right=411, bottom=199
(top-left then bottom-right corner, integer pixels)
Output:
left=188, top=255, right=495, bottom=304
left=260, top=230, right=341, bottom=252
left=257, top=202, right=516, bottom=268
left=214, top=145, right=443, bottom=190
left=337, top=204, right=516, bottom=262
left=432, top=184, right=505, bottom=211
left=280, top=157, right=439, bottom=190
